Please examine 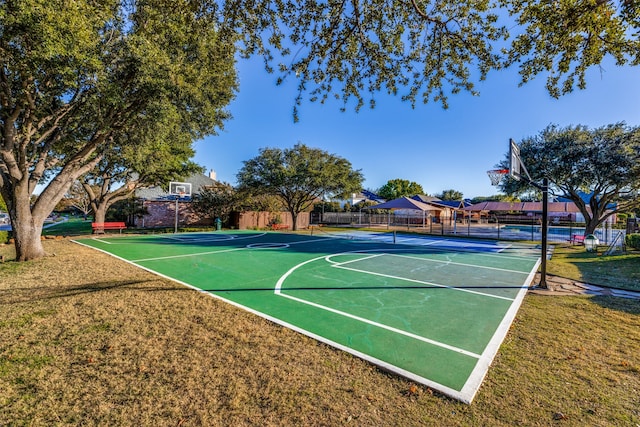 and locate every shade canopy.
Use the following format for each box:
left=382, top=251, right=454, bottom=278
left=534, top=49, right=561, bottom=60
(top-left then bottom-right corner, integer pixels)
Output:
left=366, top=197, right=442, bottom=212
